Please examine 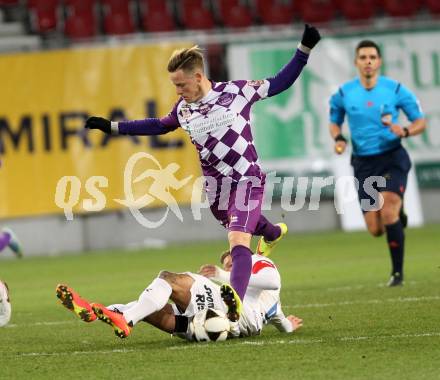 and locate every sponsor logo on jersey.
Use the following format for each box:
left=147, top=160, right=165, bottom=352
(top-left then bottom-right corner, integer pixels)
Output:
left=195, top=284, right=215, bottom=310
left=229, top=215, right=238, bottom=224
left=247, top=79, right=264, bottom=87
left=218, top=93, right=234, bottom=106
left=198, top=103, right=212, bottom=115
left=180, top=105, right=191, bottom=119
